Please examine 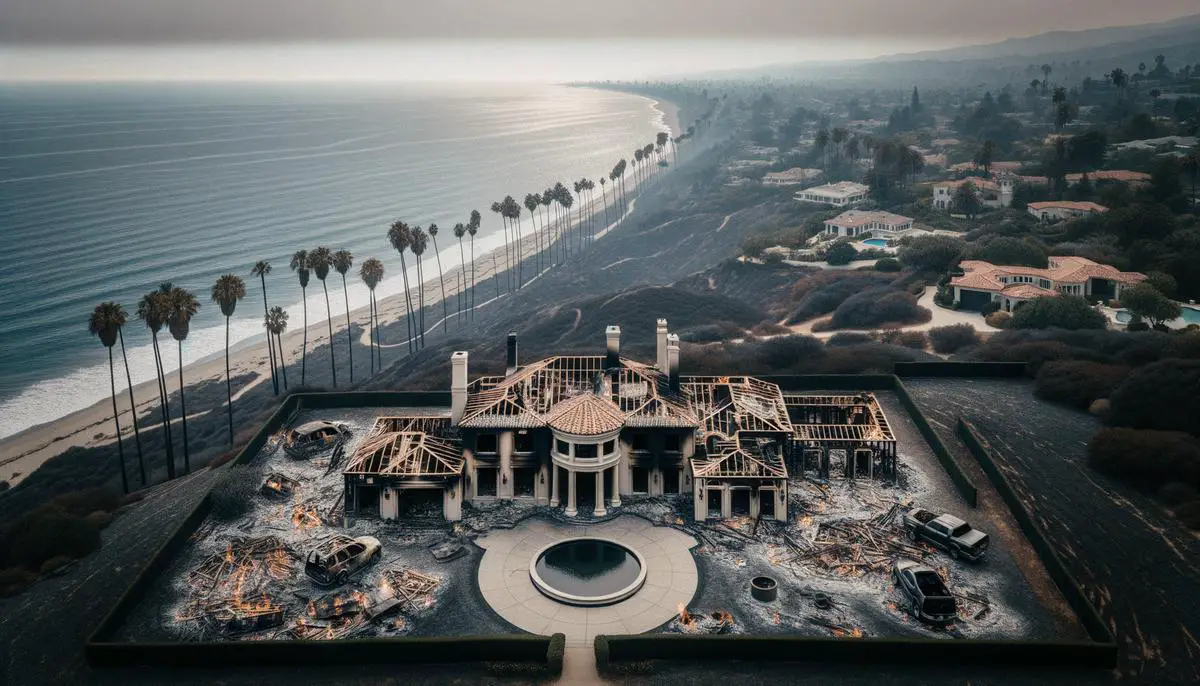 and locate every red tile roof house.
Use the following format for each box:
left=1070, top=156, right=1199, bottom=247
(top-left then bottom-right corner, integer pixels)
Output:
left=950, top=257, right=1145, bottom=312
left=1026, top=201, right=1108, bottom=222
left=822, top=210, right=914, bottom=239
left=1064, top=170, right=1151, bottom=186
